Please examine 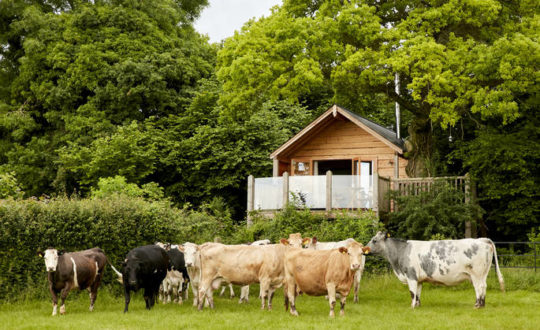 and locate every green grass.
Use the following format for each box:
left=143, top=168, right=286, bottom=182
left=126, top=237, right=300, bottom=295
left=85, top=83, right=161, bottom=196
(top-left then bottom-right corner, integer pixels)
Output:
left=1, top=271, right=539, bottom=330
